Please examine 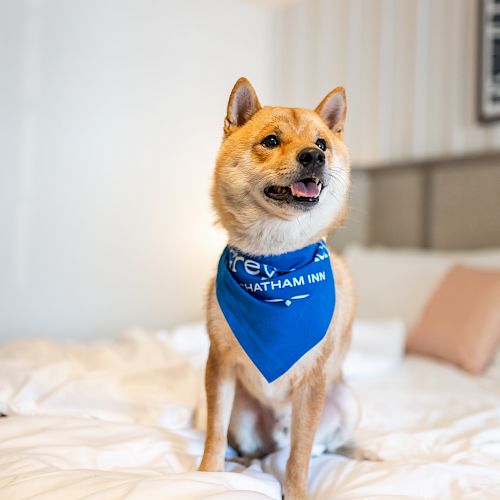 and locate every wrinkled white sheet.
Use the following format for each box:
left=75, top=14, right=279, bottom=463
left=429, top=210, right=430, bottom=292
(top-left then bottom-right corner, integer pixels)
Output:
left=1, top=322, right=500, bottom=499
